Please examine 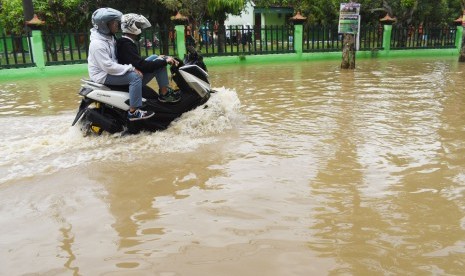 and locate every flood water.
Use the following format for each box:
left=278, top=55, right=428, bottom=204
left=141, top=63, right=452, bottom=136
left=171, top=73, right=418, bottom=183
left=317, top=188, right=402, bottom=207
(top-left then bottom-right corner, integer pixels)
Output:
left=1, top=57, right=465, bottom=275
